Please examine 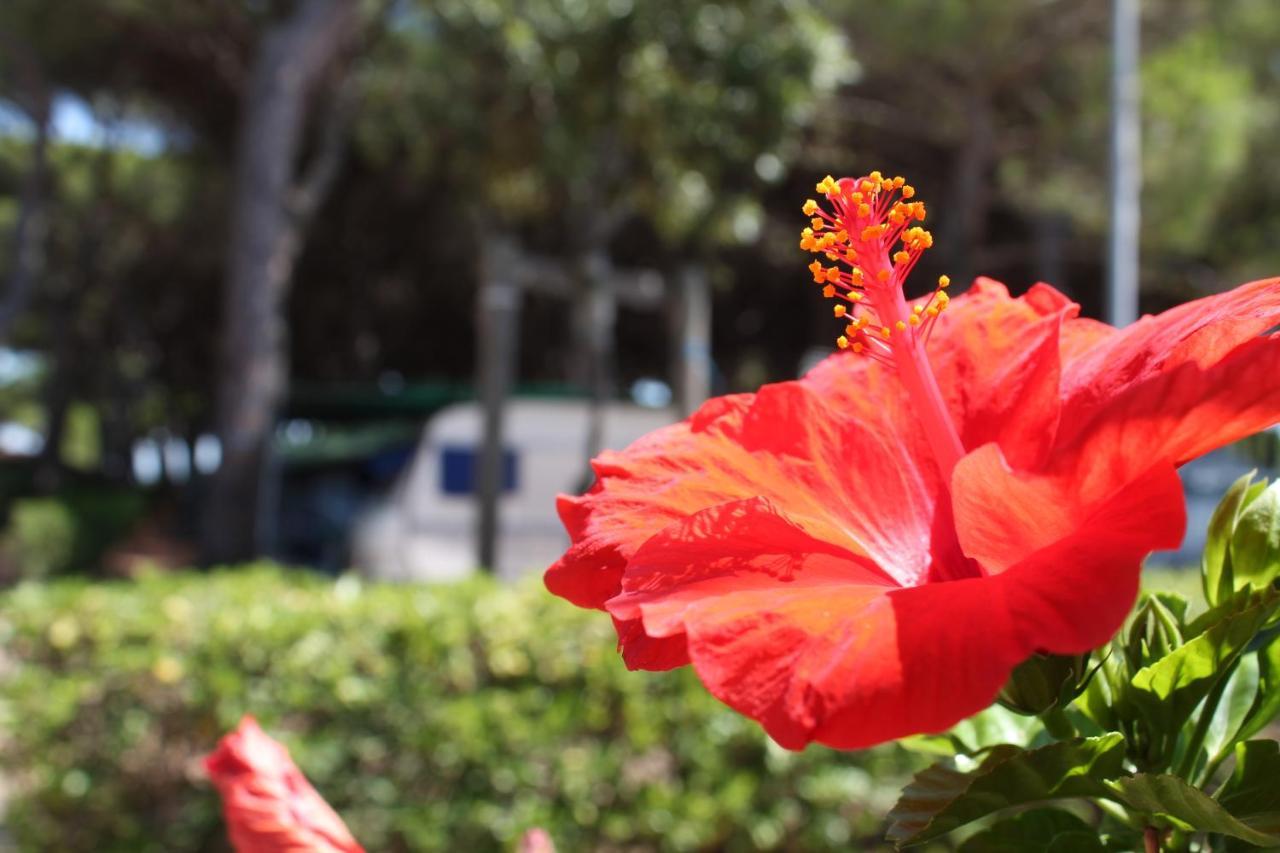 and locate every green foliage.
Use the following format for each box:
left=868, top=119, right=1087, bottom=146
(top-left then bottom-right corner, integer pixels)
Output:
left=955, top=808, right=1105, bottom=853
left=1128, top=585, right=1280, bottom=746
left=894, top=480, right=1280, bottom=850
left=0, top=567, right=920, bottom=852
left=0, top=483, right=147, bottom=580
left=884, top=735, right=1126, bottom=847
left=1217, top=740, right=1280, bottom=838
left=1111, top=774, right=1279, bottom=847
